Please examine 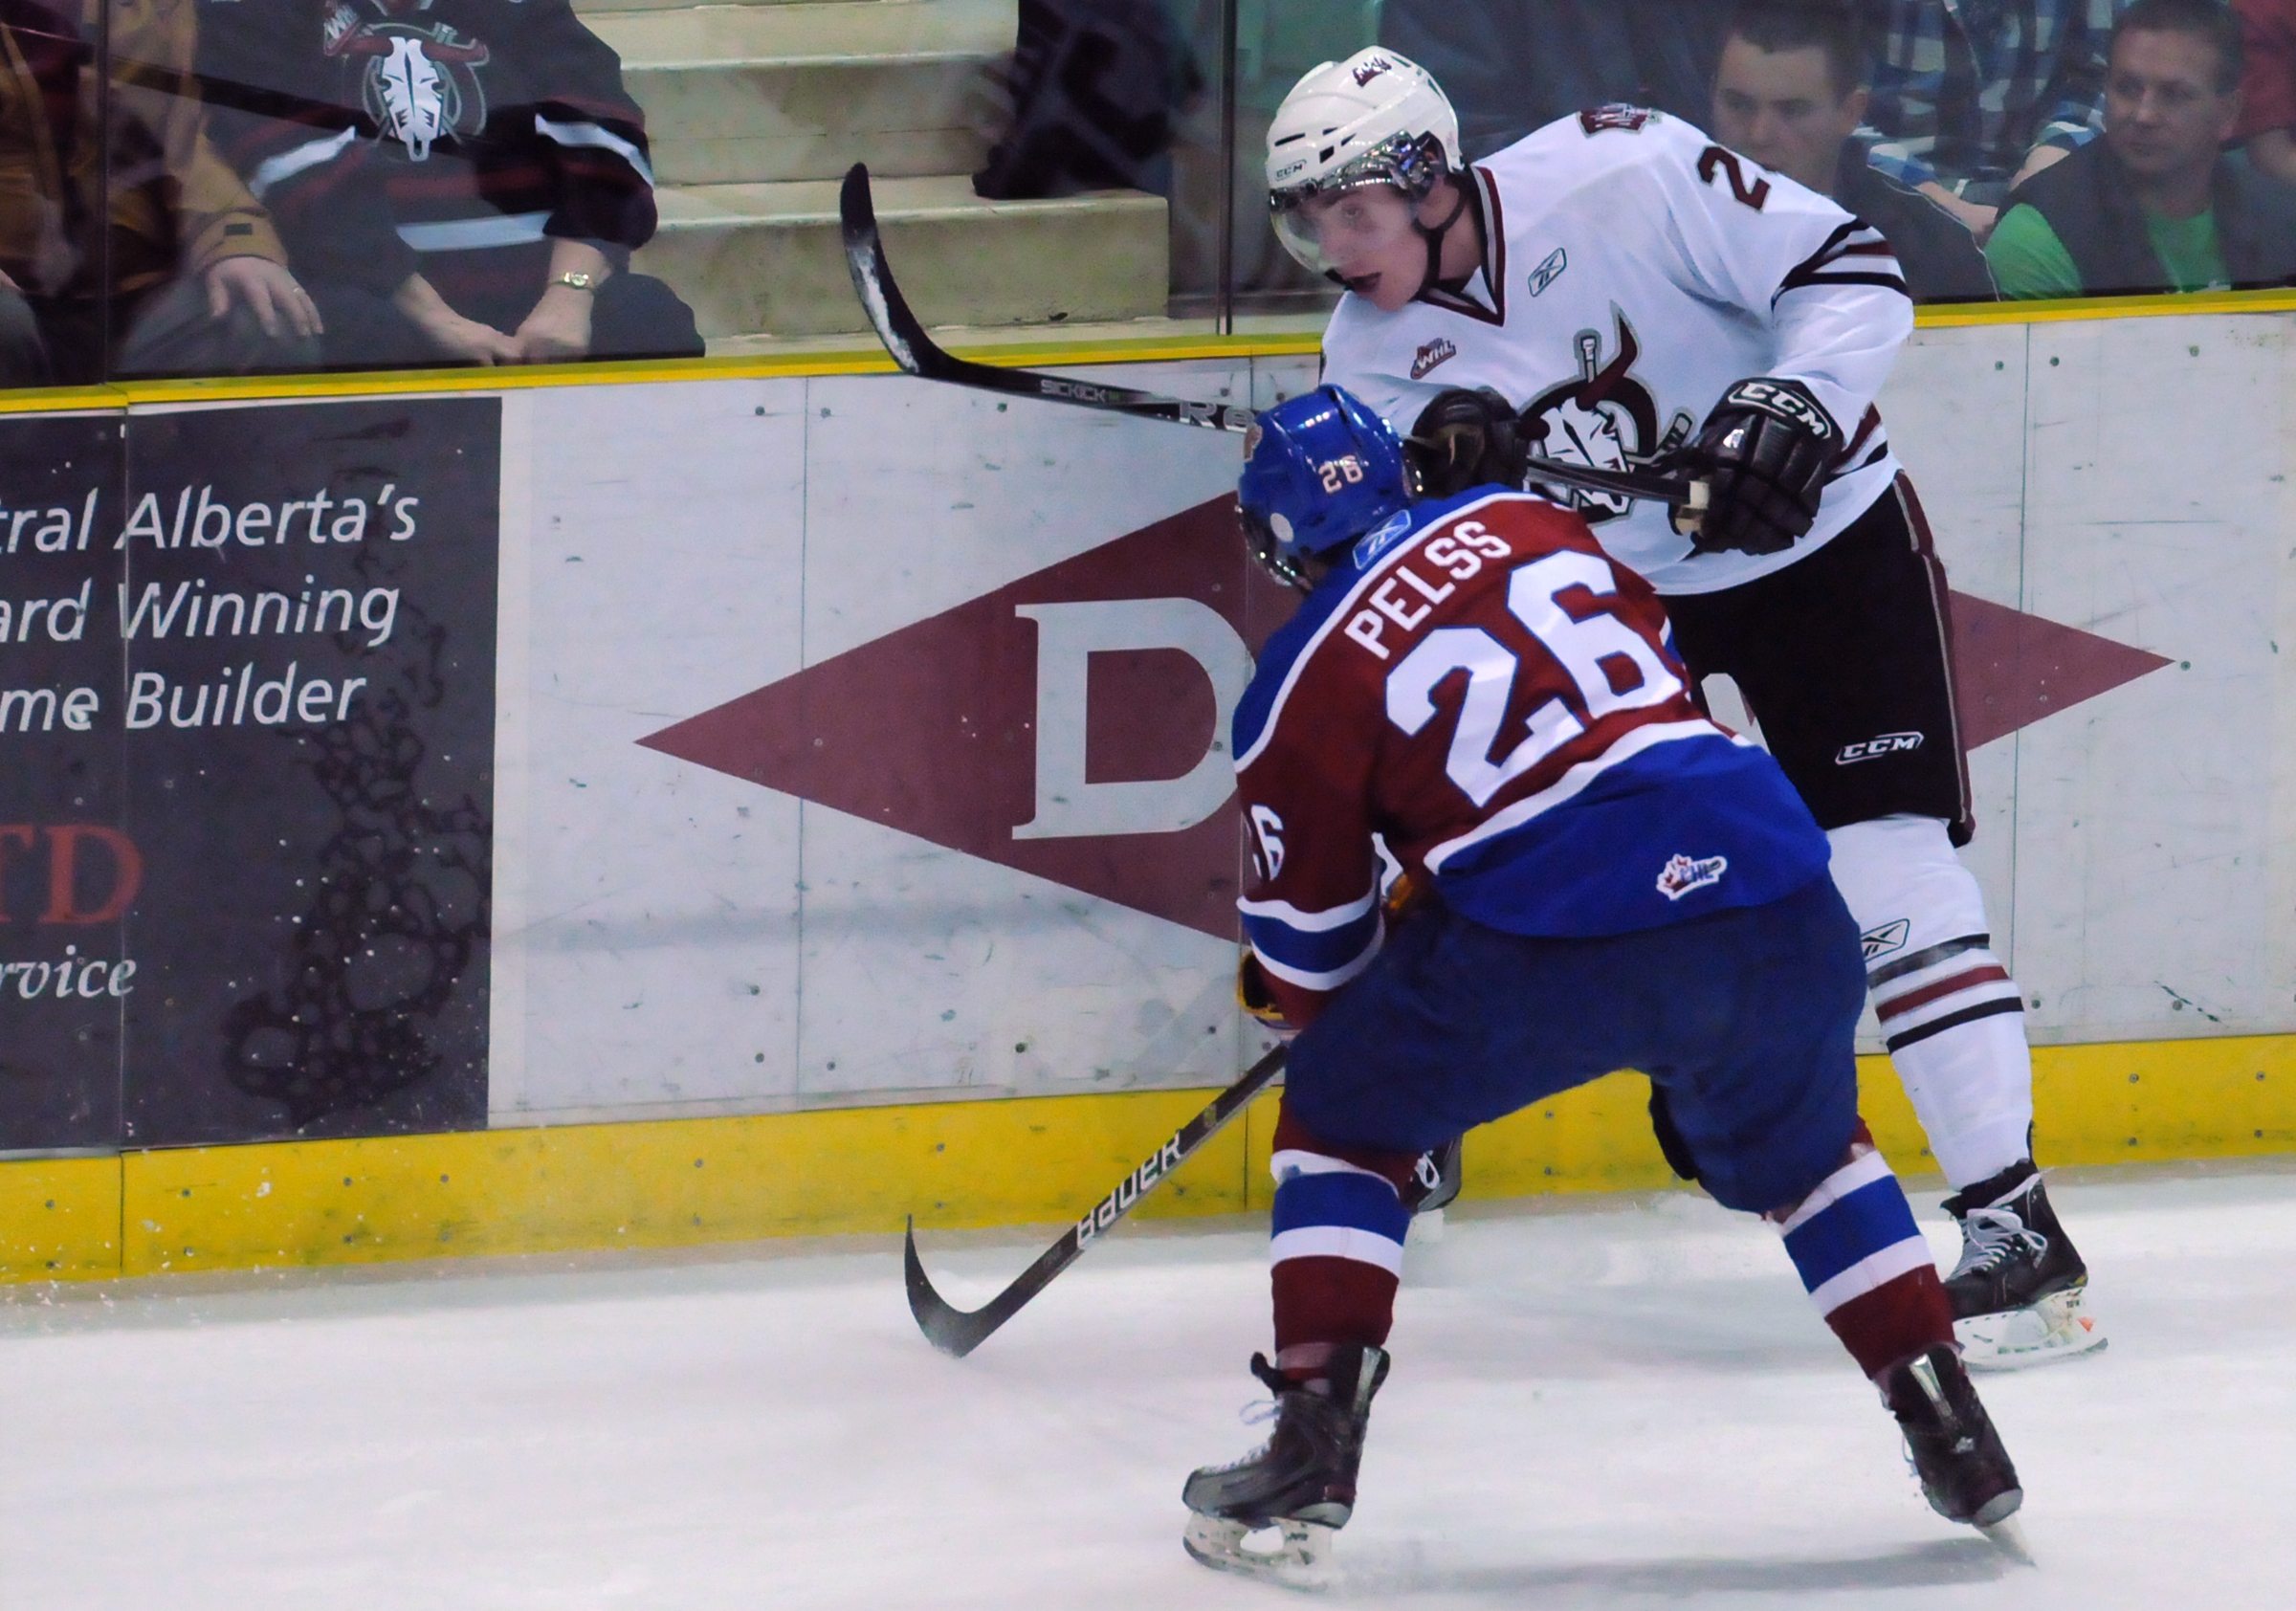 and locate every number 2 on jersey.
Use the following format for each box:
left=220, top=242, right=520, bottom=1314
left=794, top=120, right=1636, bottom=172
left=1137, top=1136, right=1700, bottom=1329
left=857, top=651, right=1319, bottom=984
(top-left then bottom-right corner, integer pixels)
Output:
left=1384, top=550, right=1682, bottom=806
left=1697, top=144, right=1771, bottom=211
